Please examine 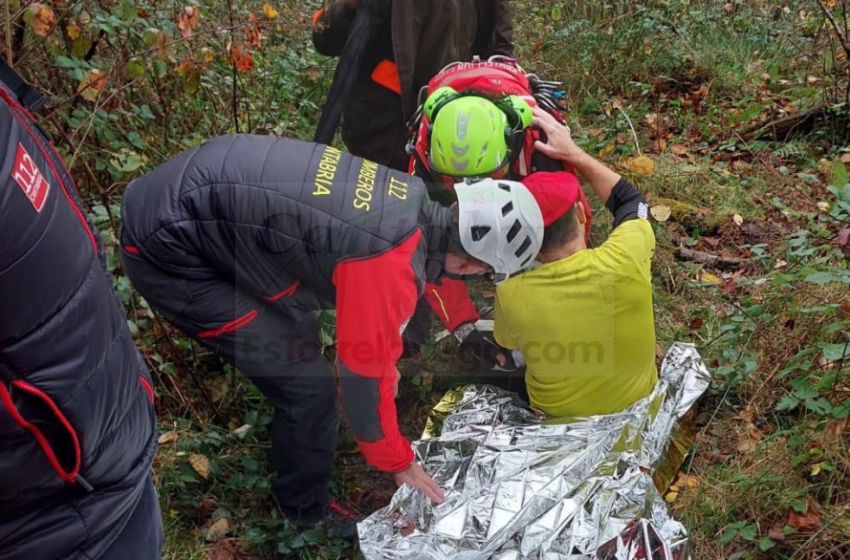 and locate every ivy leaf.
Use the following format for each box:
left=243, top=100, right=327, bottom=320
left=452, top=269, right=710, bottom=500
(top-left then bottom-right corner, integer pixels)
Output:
left=804, top=272, right=835, bottom=284
left=776, top=395, right=800, bottom=411
left=804, top=398, right=832, bottom=416
left=759, top=537, right=776, bottom=551
left=740, top=524, right=758, bottom=541
left=124, top=60, right=146, bottom=80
